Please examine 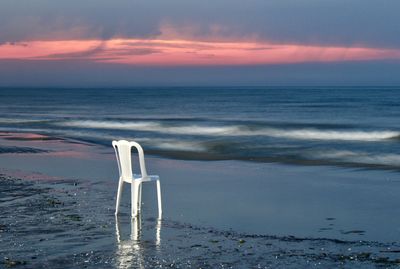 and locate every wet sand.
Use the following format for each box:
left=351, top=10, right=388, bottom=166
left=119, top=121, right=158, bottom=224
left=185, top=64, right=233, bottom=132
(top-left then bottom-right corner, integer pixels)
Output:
left=1, top=132, right=400, bottom=268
